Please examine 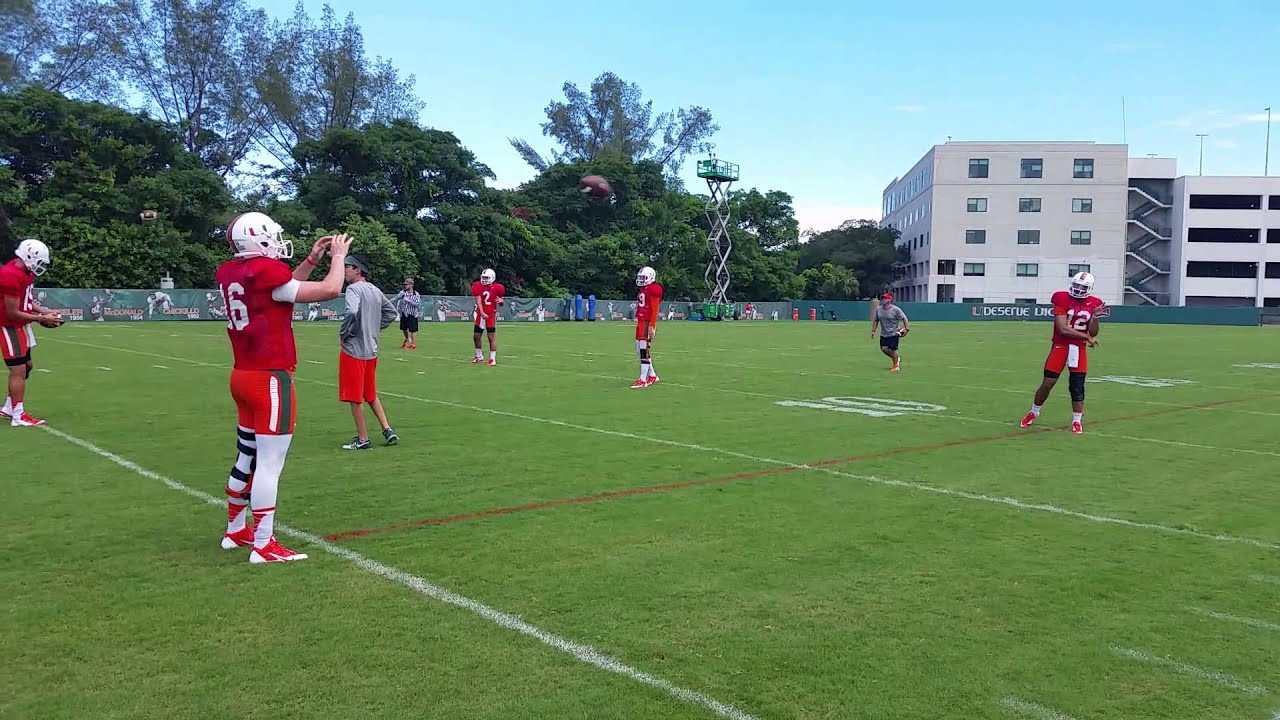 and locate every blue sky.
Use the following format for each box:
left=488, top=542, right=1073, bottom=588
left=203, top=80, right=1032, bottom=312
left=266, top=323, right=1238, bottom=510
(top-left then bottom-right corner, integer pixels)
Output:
left=258, top=0, right=1276, bottom=232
